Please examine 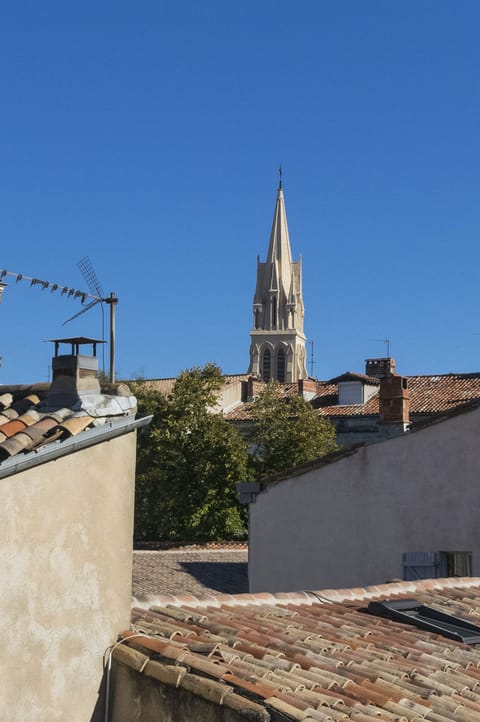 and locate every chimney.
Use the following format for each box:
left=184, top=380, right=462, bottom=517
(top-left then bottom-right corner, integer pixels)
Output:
left=47, top=337, right=104, bottom=407
left=379, top=374, right=409, bottom=426
left=365, top=357, right=396, bottom=379
left=298, top=378, right=318, bottom=400
left=247, top=376, right=265, bottom=402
